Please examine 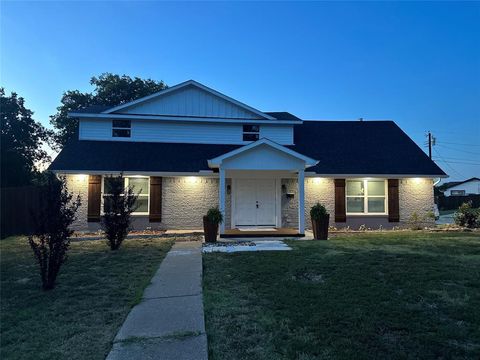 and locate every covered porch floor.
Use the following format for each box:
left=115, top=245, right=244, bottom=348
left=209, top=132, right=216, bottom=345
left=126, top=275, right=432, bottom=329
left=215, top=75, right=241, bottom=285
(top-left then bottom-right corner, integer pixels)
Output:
left=222, top=227, right=304, bottom=238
